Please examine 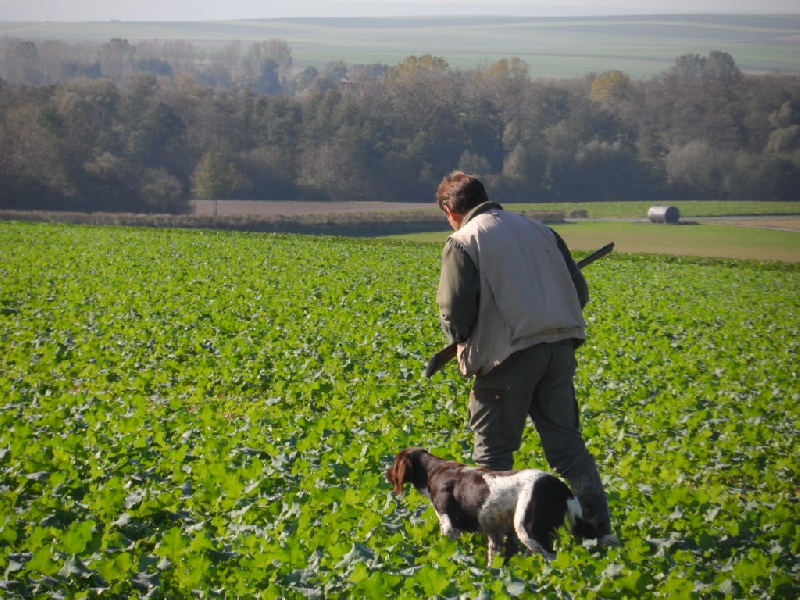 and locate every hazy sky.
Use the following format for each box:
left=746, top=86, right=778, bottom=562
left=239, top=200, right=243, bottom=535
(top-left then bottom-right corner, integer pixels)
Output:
left=0, top=0, right=797, bottom=22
